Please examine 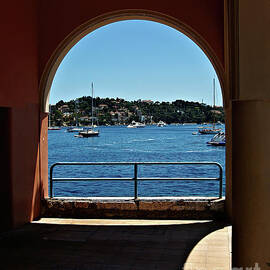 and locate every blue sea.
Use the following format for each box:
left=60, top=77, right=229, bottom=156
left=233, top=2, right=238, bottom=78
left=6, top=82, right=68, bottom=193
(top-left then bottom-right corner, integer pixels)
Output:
left=48, top=125, right=225, bottom=198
